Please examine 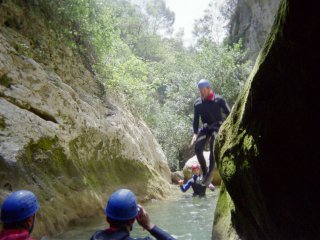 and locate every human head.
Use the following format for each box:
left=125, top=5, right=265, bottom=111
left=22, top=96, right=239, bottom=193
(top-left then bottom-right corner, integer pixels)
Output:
left=1, top=190, right=39, bottom=233
left=197, top=79, right=211, bottom=99
left=105, top=189, right=139, bottom=231
left=191, top=163, right=201, bottom=176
